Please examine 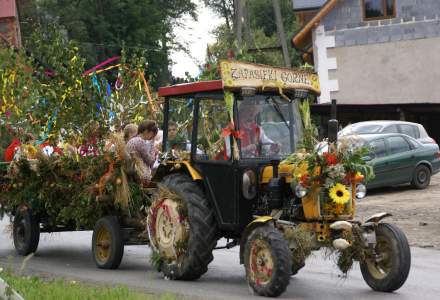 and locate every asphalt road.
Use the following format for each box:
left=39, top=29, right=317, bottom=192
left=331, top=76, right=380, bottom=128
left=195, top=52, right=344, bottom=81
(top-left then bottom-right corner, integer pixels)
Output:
left=0, top=218, right=439, bottom=300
